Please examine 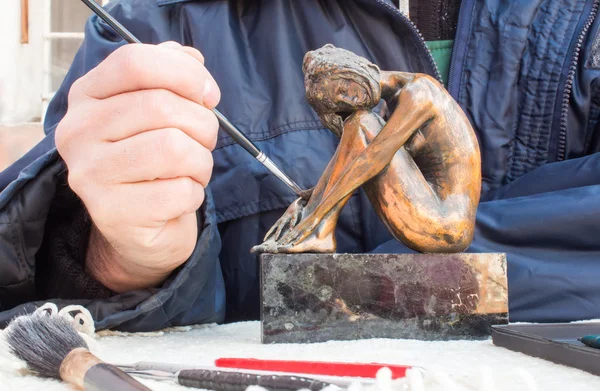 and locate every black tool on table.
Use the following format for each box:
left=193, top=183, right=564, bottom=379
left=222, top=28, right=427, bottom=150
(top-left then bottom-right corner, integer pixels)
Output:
left=120, top=368, right=336, bottom=391
left=80, top=0, right=309, bottom=200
